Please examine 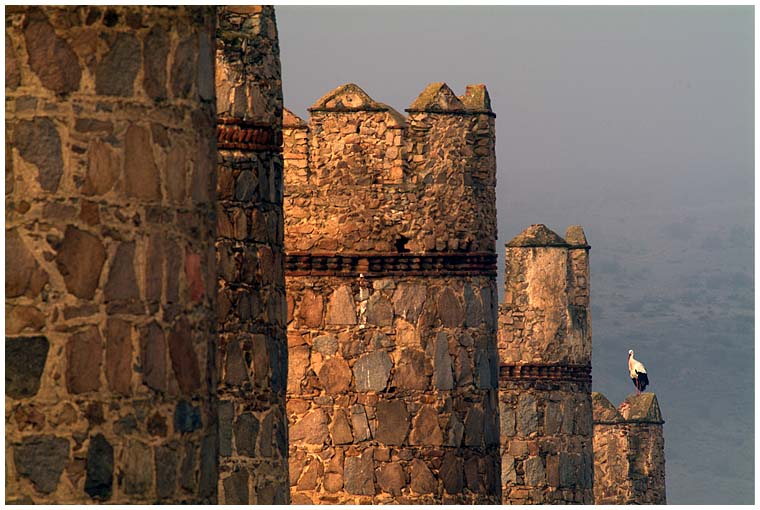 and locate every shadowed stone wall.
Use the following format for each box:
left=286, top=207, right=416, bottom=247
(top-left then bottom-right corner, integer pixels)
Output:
left=497, top=224, right=594, bottom=504
left=592, top=392, right=666, bottom=504
left=5, top=6, right=217, bottom=503
left=283, top=83, right=501, bottom=504
left=215, top=5, right=289, bottom=504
